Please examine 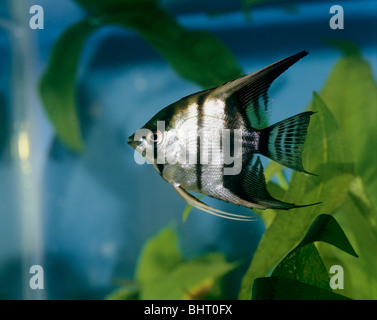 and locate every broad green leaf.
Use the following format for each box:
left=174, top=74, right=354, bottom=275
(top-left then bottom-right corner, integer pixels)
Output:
left=114, top=226, right=237, bottom=300
left=286, top=93, right=354, bottom=214
left=320, top=43, right=377, bottom=209
left=136, top=226, right=183, bottom=284
left=312, top=43, right=377, bottom=299
left=39, top=19, right=100, bottom=152
left=318, top=178, right=377, bottom=299
left=272, top=243, right=330, bottom=290
left=270, top=214, right=357, bottom=292
left=252, top=277, right=350, bottom=300
left=140, top=253, right=236, bottom=300
left=106, top=286, right=139, bottom=300
left=256, top=182, right=285, bottom=228
left=299, top=214, right=358, bottom=258
left=73, top=1, right=243, bottom=88
left=264, top=161, right=288, bottom=189
left=182, top=278, right=215, bottom=300
left=253, top=215, right=357, bottom=299
left=41, top=2, right=242, bottom=151
left=239, top=93, right=354, bottom=299
left=108, top=4, right=243, bottom=88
